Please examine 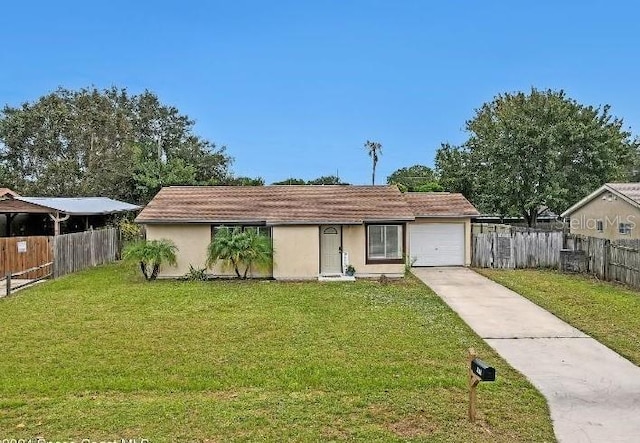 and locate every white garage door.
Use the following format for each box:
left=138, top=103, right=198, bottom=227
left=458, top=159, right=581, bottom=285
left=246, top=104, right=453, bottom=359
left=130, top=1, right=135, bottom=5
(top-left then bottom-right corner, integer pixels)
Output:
left=409, top=223, right=465, bottom=266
